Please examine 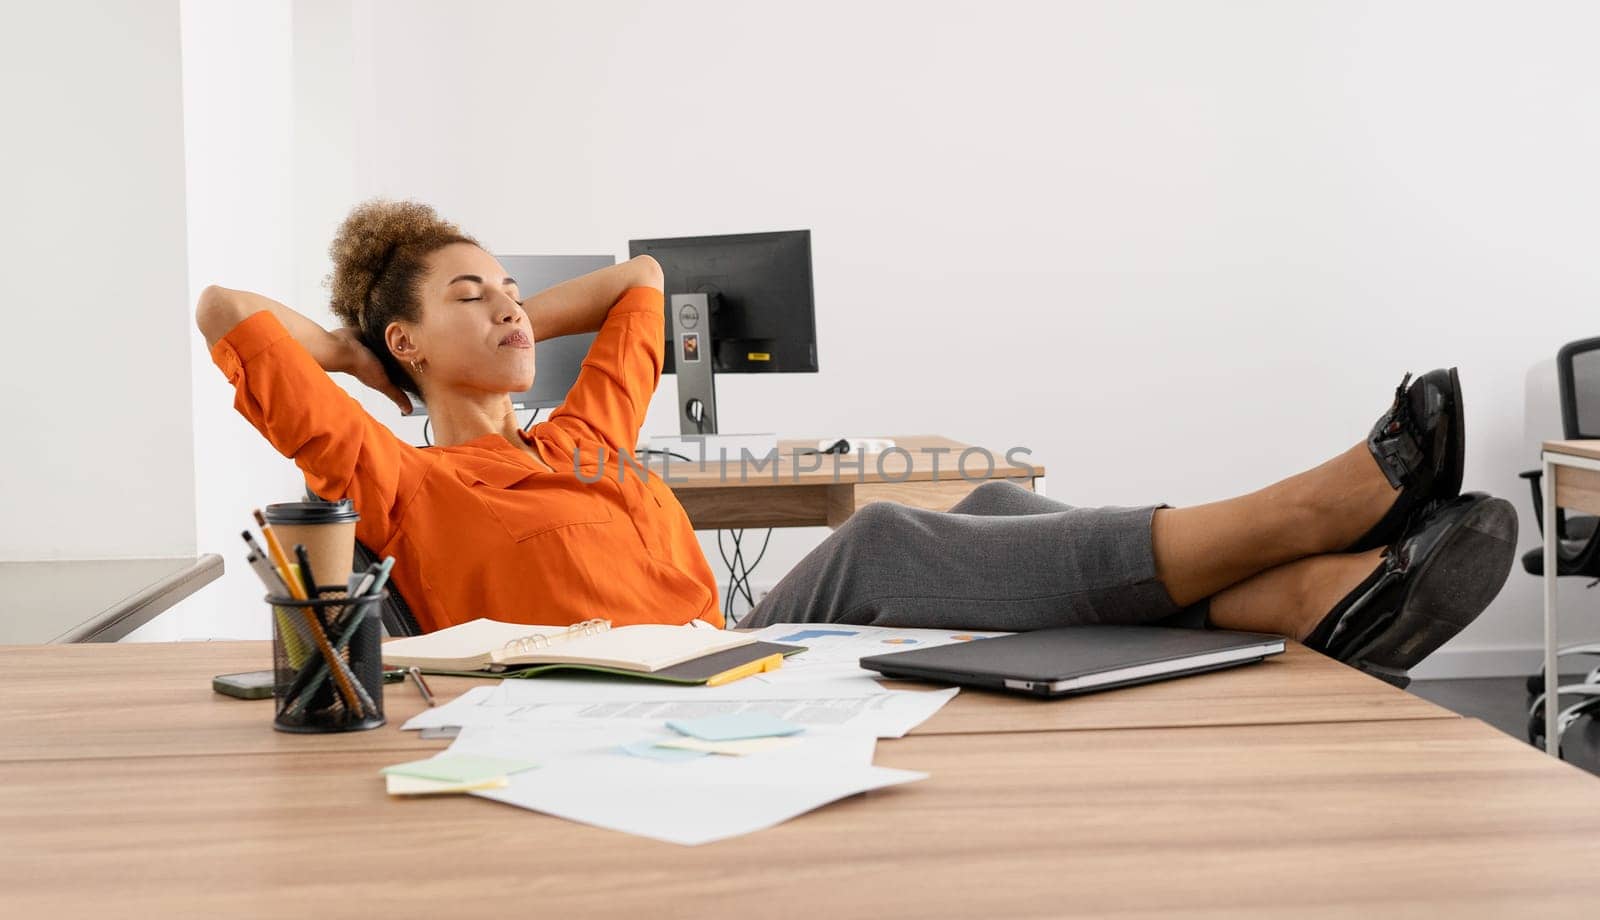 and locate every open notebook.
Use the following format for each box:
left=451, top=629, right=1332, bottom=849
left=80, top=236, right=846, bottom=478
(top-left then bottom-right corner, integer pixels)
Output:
left=380, top=618, right=756, bottom=674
